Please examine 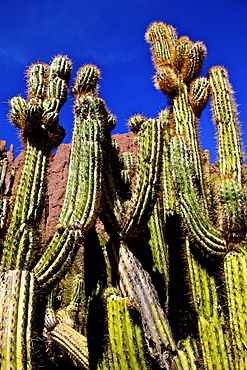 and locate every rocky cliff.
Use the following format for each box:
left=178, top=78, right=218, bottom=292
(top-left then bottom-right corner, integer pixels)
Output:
left=1, top=132, right=135, bottom=237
